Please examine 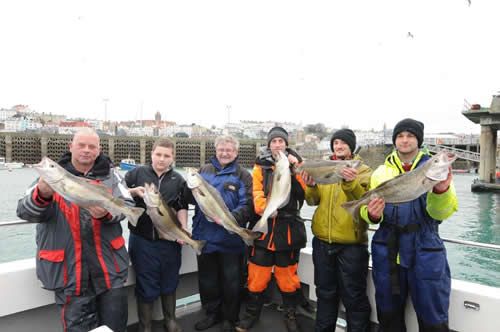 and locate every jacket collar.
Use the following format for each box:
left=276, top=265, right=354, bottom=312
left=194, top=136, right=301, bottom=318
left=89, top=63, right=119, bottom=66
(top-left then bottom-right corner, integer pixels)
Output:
left=210, top=156, right=238, bottom=174
left=385, top=149, right=428, bottom=174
